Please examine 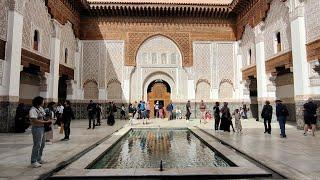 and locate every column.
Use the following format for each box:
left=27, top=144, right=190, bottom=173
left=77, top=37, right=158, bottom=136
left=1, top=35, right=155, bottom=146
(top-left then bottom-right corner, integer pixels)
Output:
left=287, top=1, right=310, bottom=128
left=49, top=20, right=61, bottom=102
left=74, top=39, right=83, bottom=100
left=254, top=23, right=267, bottom=121
left=234, top=41, right=245, bottom=100
left=0, top=3, right=24, bottom=132
left=5, top=5, right=24, bottom=99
